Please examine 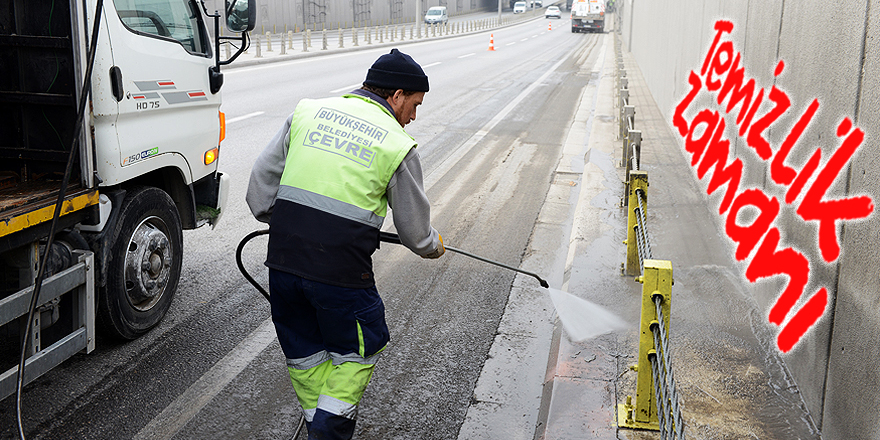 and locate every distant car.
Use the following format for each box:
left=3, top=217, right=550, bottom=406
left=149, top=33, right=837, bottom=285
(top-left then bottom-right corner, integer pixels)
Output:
left=513, top=1, right=527, bottom=13
left=545, top=5, right=561, bottom=18
left=424, top=6, right=448, bottom=24
left=530, top=0, right=543, bottom=7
